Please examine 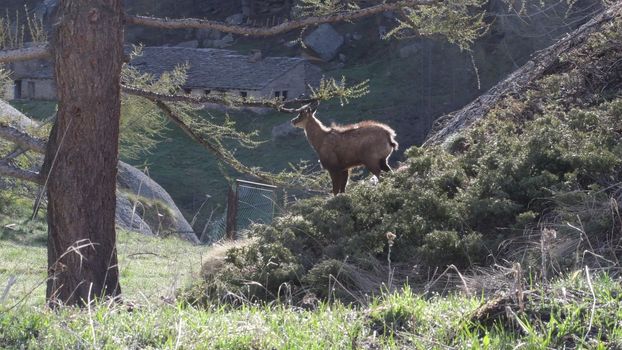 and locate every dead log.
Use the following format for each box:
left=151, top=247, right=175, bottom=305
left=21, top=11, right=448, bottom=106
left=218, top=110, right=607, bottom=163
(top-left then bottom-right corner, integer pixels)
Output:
left=423, top=2, right=622, bottom=146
